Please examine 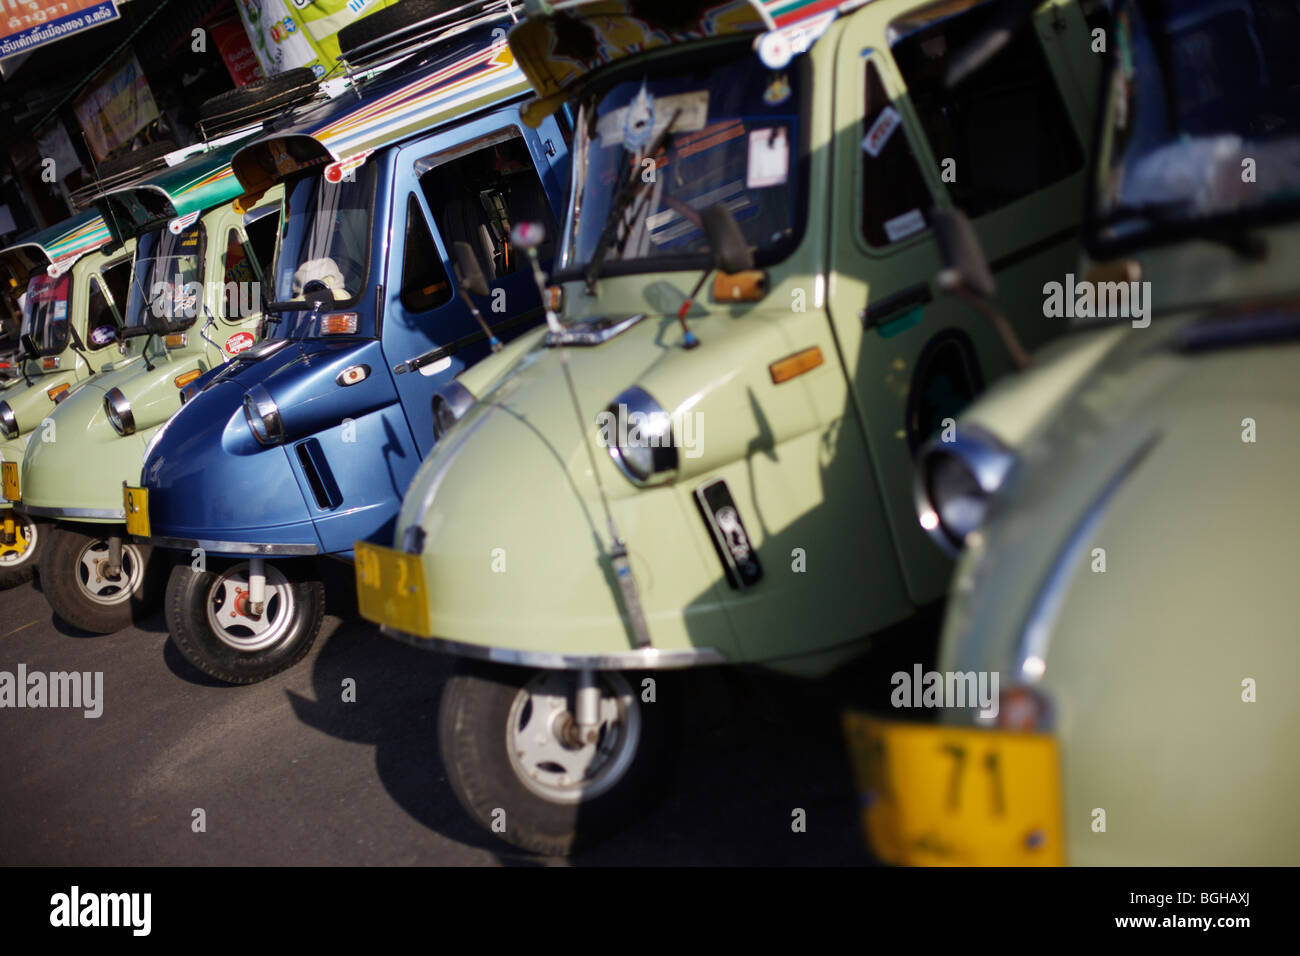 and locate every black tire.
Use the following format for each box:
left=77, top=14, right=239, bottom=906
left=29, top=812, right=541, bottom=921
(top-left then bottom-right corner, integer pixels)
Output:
left=95, top=140, right=177, bottom=180
left=439, top=662, right=677, bottom=856
left=166, top=558, right=325, bottom=685
left=338, top=0, right=467, bottom=59
left=0, top=512, right=45, bottom=589
left=39, top=523, right=166, bottom=633
left=197, top=68, right=320, bottom=122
